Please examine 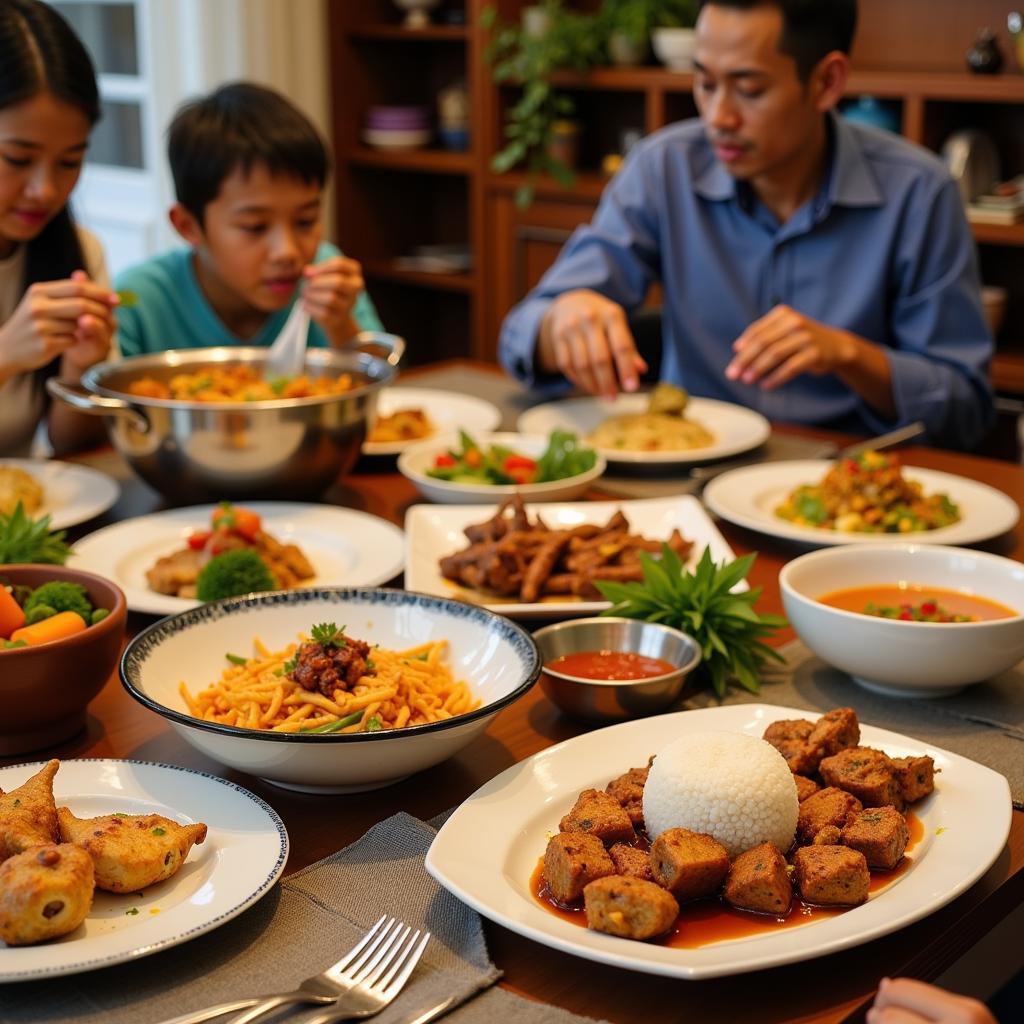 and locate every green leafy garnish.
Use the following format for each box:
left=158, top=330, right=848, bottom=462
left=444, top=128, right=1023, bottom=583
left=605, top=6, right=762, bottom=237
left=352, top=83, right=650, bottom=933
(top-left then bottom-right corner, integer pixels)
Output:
left=0, top=503, right=72, bottom=565
left=534, top=429, right=597, bottom=483
left=595, top=545, right=787, bottom=698
left=311, top=622, right=347, bottom=648
left=300, top=709, right=365, bottom=734
left=225, top=652, right=248, bottom=666
left=151, top=827, right=167, bottom=836
left=366, top=716, right=383, bottom=732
